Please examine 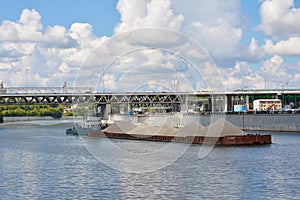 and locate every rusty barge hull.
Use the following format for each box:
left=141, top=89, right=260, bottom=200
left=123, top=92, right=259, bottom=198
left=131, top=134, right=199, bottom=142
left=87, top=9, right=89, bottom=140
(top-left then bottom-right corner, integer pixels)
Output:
left=89, top=131, right=272, bottom=146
